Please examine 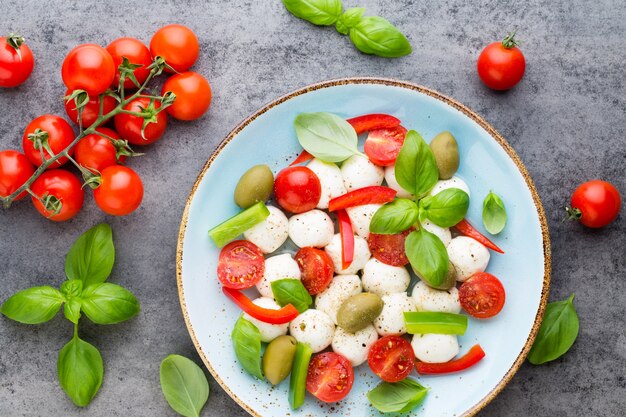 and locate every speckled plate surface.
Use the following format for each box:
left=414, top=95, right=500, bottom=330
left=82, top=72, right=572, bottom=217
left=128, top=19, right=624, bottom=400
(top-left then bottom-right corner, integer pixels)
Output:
left=176, top=78, right=551, bottom=417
